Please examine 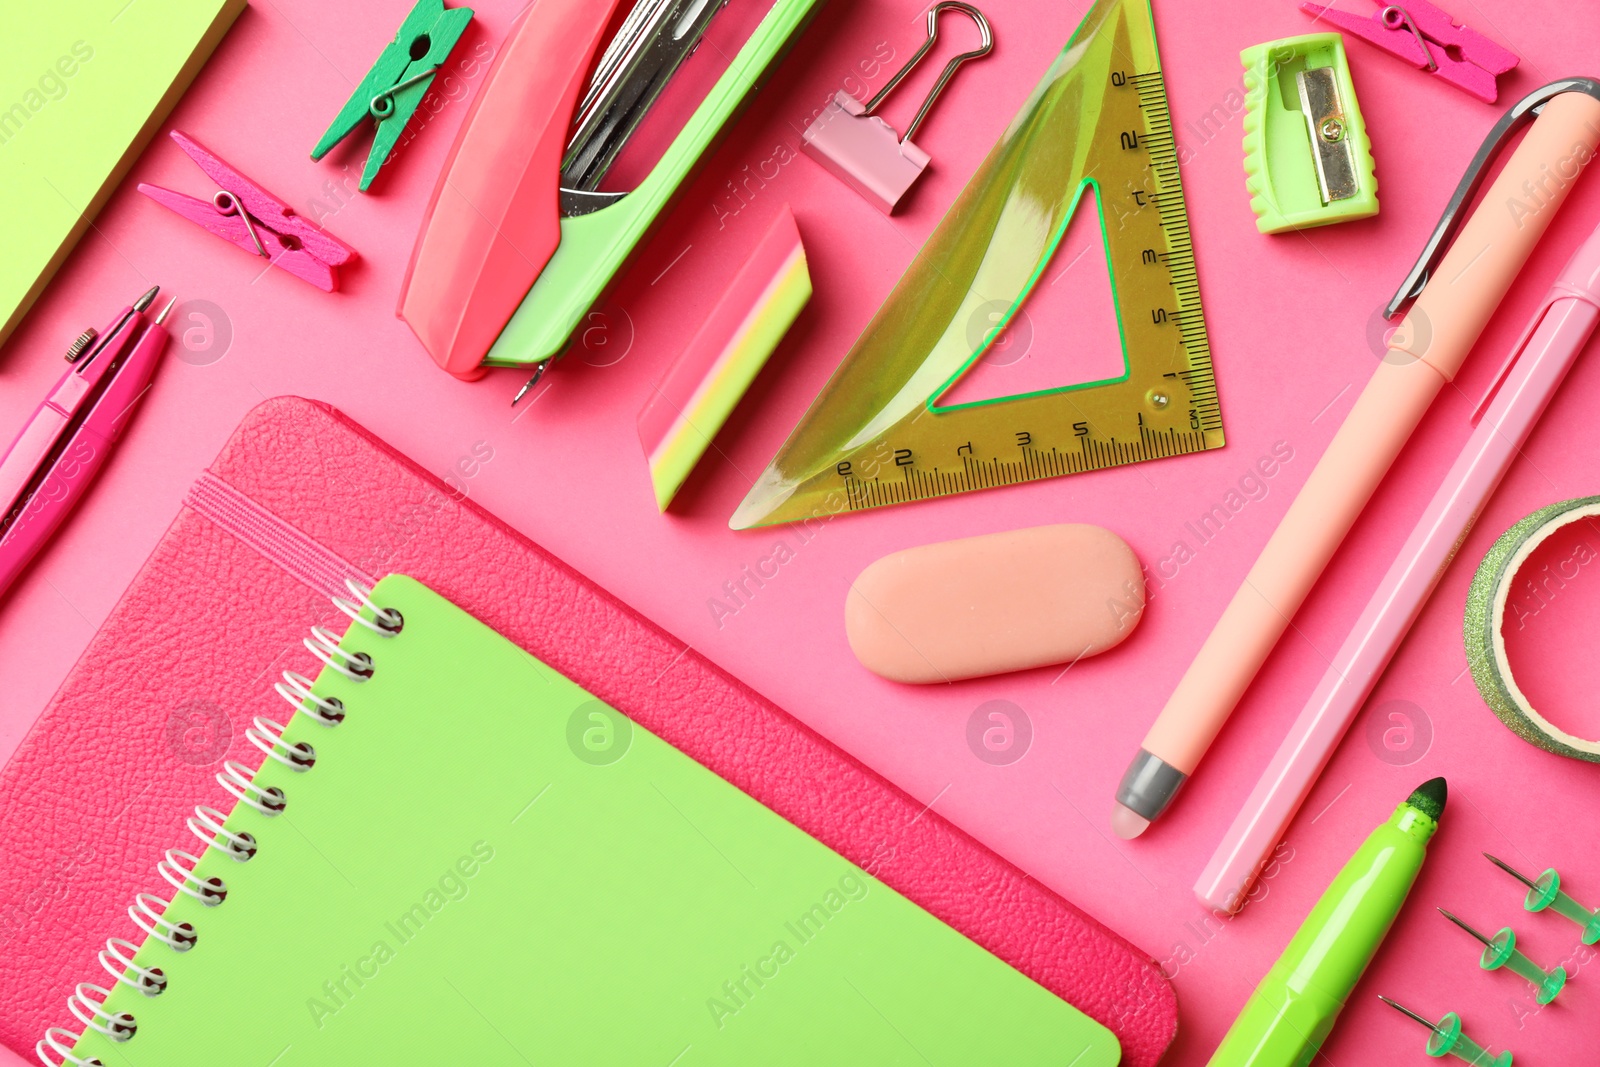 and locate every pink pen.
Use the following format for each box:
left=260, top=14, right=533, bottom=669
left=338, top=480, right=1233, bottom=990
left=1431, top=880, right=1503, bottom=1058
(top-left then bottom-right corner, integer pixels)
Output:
left=1198, top=216, right=1600, bottom=913
left=0, top=287, right=175, bottom=601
